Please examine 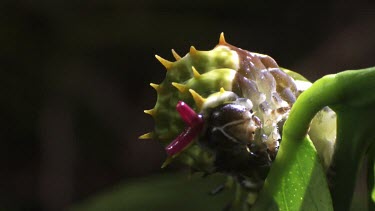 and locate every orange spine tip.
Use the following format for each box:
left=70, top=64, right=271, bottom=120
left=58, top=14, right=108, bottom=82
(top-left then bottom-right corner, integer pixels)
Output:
left=219, top=32, right=227, bottom=45
left=171, top=49, right=181, bottom=61
left=189, top=46, right=197, bottom=55
left=161, top=157, right=173, bottom=168
left=144, top=108, right=156, bottom=116
left=150, top=83, right=160, bottom=91
left=189, top=89, right=205, bottom=109
left=155, top=55, right=173, bottom=69
left=172, top=82, right=187, bottom=93
left=192, top=66, right=201, bottom=78
left=139, top=132, right=154, bottom=140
